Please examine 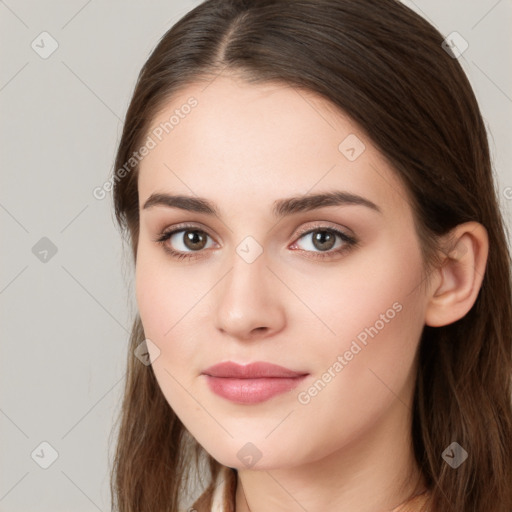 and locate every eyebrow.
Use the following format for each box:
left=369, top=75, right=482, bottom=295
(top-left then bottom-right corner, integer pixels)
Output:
left=142, top=190, right=382, bottom=217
